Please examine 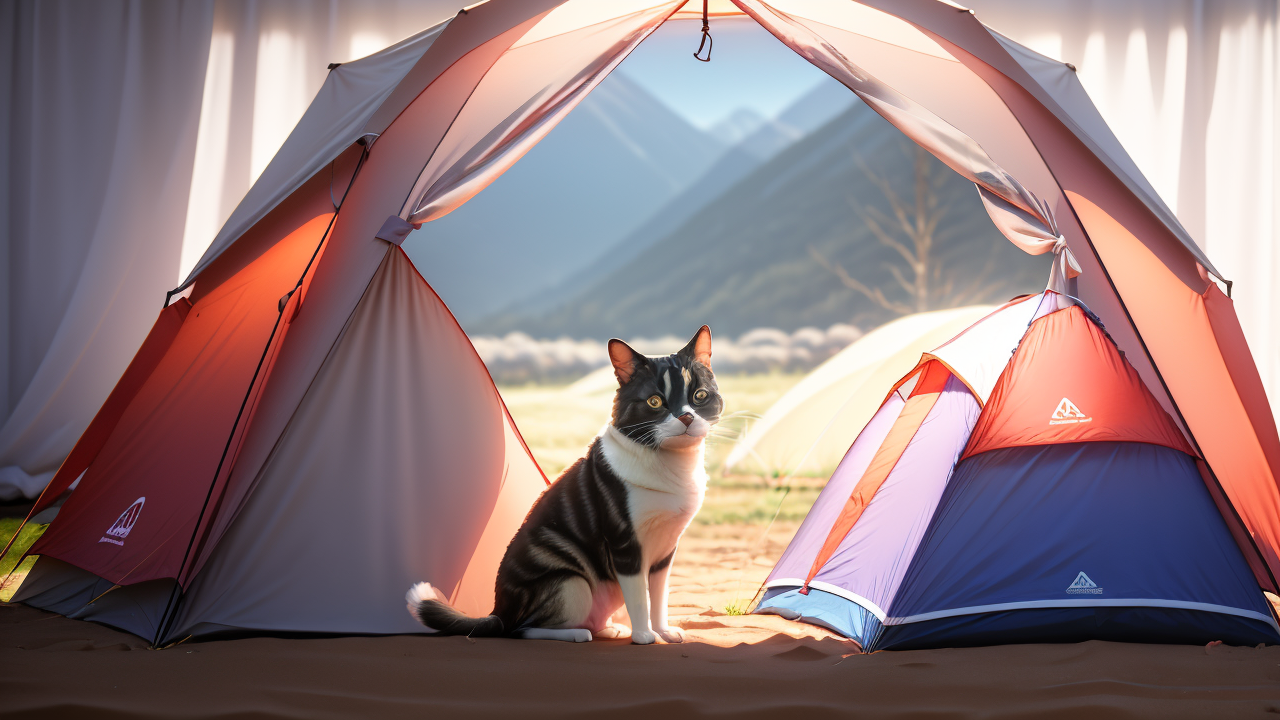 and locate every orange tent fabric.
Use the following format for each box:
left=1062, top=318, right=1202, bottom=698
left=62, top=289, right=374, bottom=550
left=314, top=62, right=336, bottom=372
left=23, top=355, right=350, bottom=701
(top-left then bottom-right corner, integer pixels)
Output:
left=963, top=306, right=1195, bottom=460
left=27, top=212, right=333, bottom=586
